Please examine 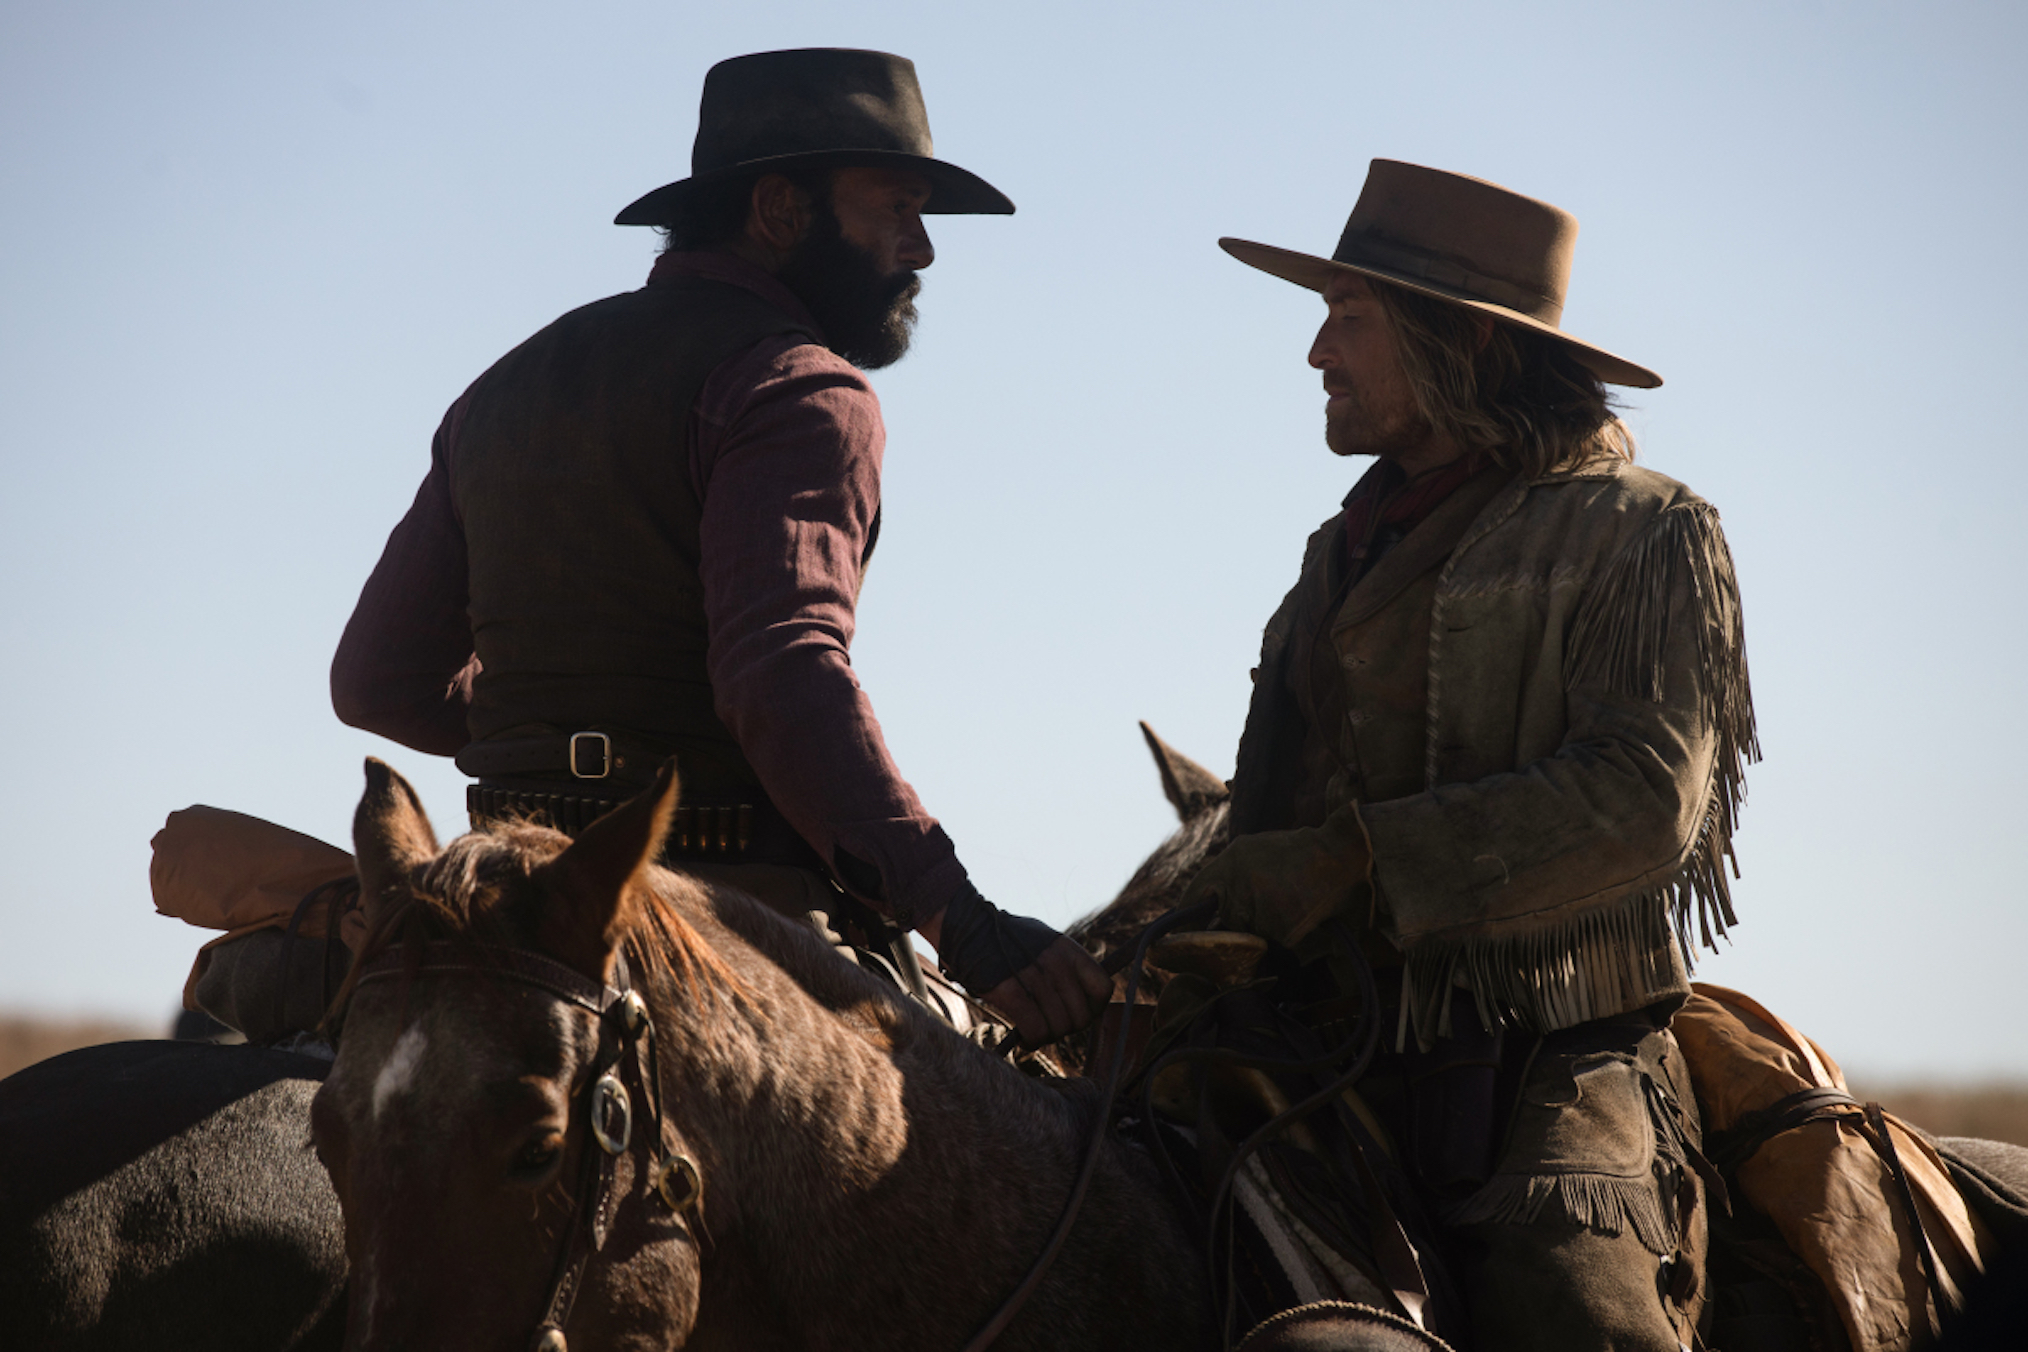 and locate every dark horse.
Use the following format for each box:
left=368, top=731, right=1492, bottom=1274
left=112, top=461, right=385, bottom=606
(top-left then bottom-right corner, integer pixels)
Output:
left=0, top=1040, right=346, bottom=1350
